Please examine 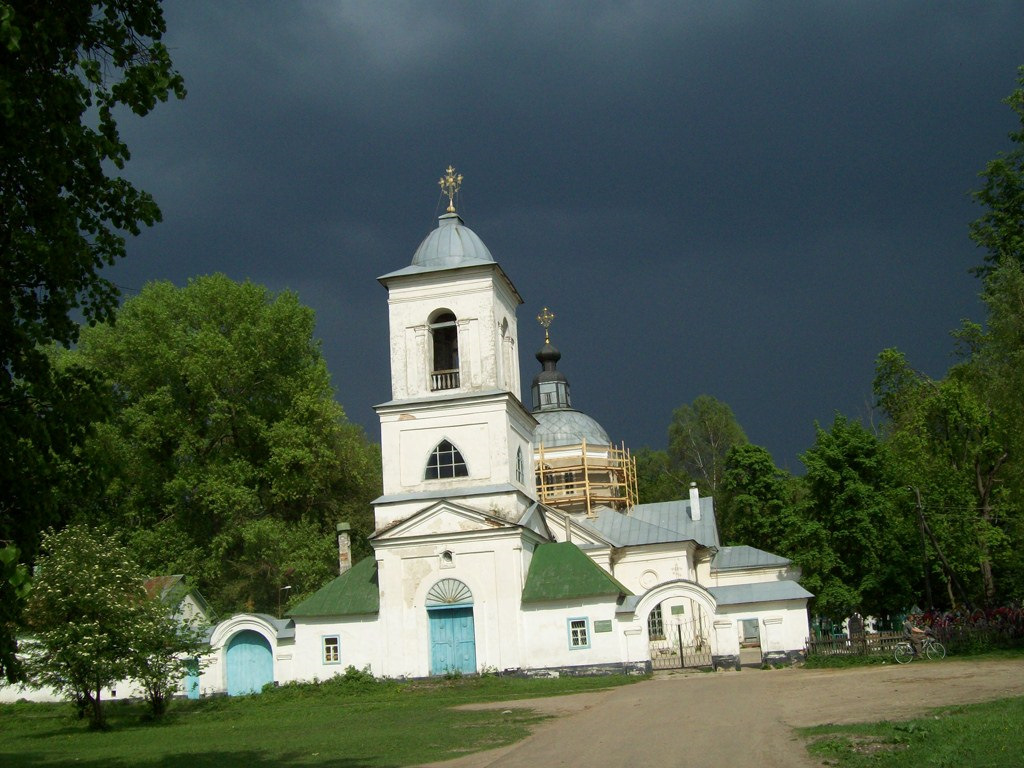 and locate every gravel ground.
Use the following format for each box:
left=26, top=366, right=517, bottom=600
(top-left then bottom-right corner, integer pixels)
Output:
left=425, top=658, right=1024, bottom=768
